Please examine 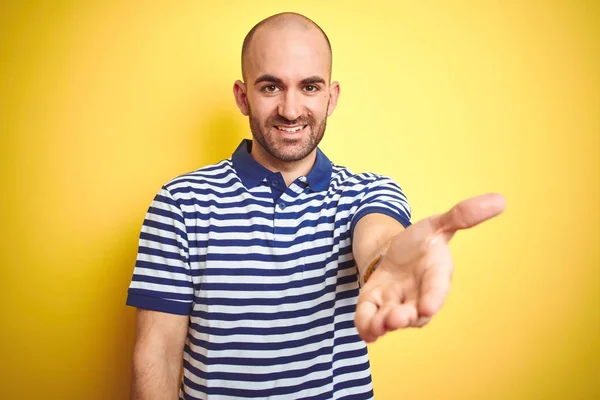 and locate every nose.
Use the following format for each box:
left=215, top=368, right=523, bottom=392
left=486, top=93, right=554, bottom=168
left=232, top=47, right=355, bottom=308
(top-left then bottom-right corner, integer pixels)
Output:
left=277, top=90, right=301, bottom=122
